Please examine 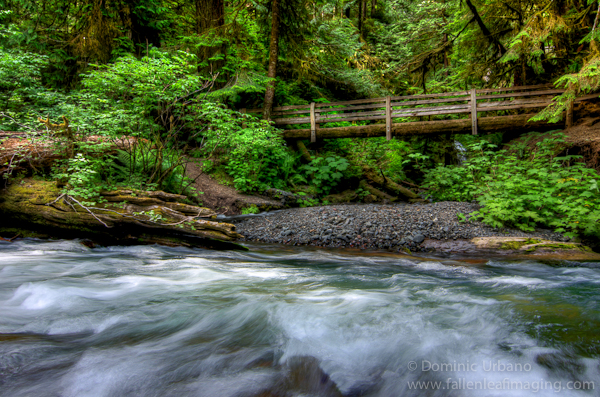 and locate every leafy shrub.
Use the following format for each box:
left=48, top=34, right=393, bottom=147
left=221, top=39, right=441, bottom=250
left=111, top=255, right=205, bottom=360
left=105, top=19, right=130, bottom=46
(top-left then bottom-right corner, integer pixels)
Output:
left=299, top=155, right=350, bottom=195
left=111, top=140, right=201, bottom=197
left=198, top=102, right=294, bottom=192
left=0, top=48, right=48, bottom=129
left=80, top=49, right=206, bottom=138
left=424, top=133, right=600, bottom=238
left=241, top=205, right=260, bottom=214
left=295, top=192, right=319, bottom=207
left=52, top=154, right=107, bottom=205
